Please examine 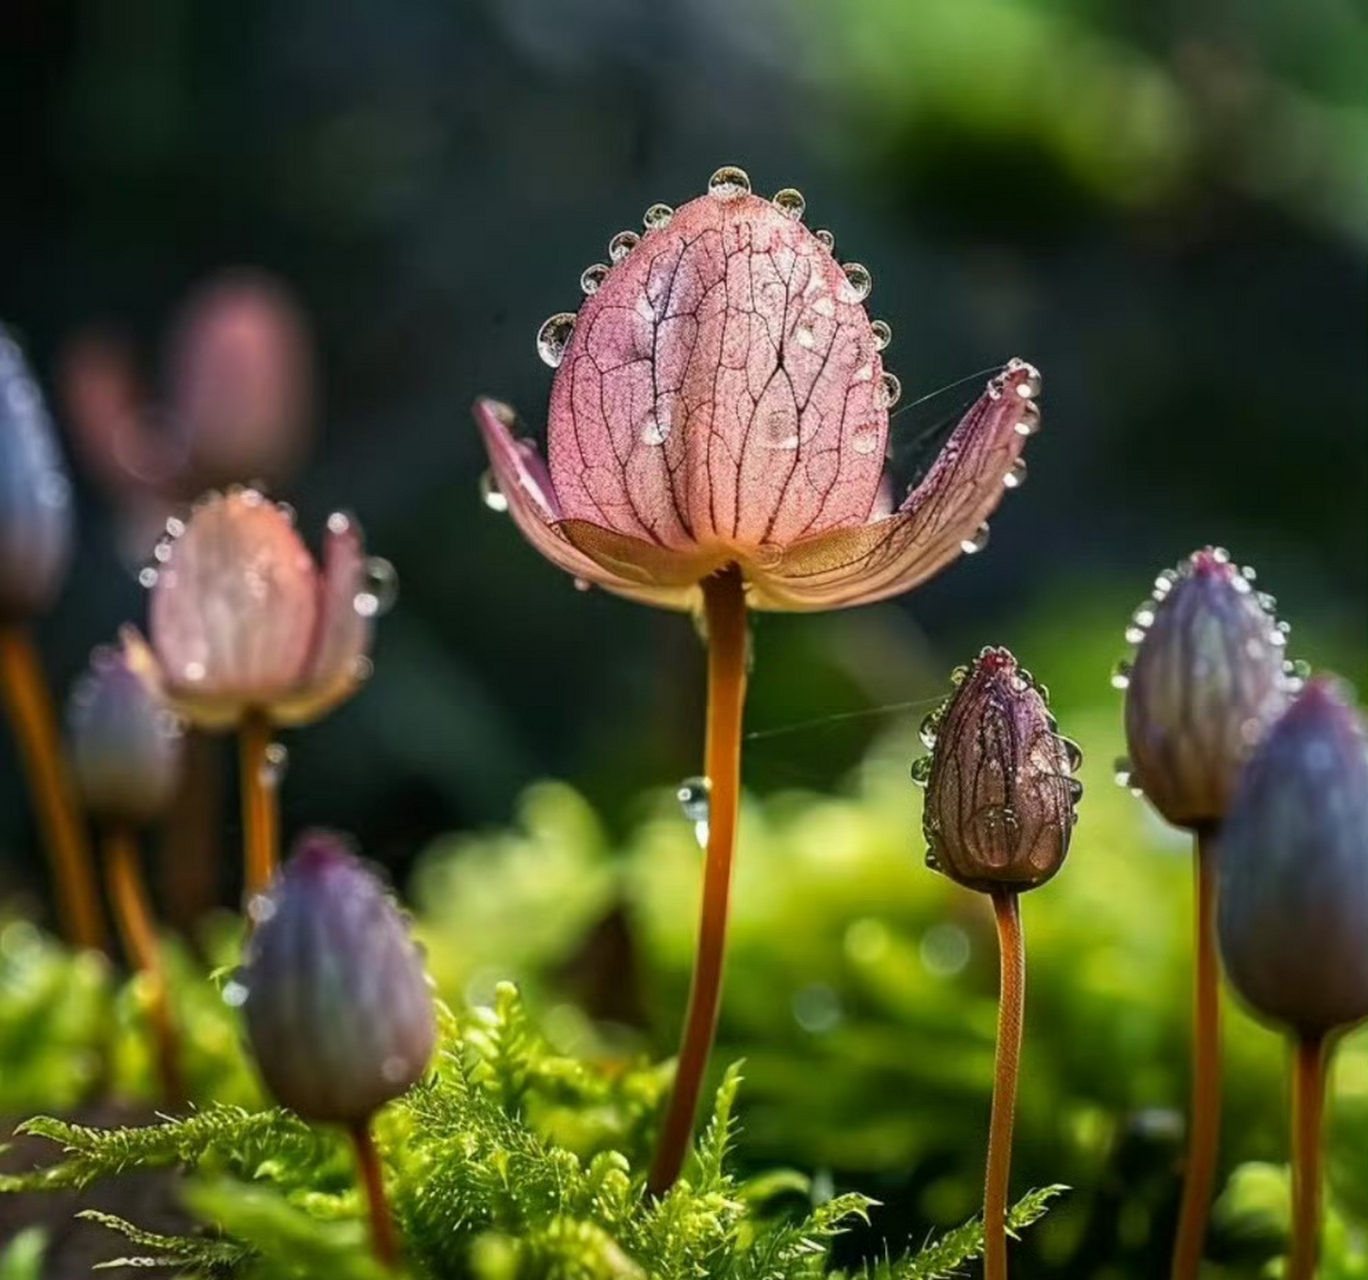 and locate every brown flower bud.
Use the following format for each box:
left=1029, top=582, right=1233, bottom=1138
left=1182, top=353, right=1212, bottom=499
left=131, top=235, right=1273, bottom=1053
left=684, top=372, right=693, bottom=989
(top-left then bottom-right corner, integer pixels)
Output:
left=913, top=647, right=1080, bottom=892
left=1120, top=548, right=1293, bottom=831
